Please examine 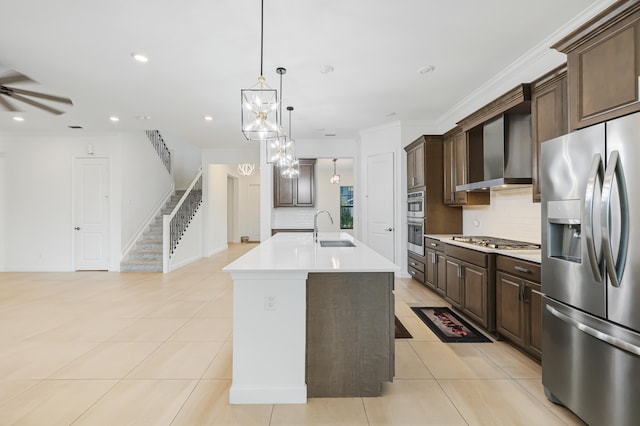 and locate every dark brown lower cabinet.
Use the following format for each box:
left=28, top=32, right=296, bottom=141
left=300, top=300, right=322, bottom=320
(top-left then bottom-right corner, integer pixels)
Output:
left=408, top=251, right=426, bottom=284
left=306, top=272, right=394, bottom=397
left=444, top=244, right=495, bottom=332
left=496, top=256, right=542, bottom=360
left=424, top=238, right=446, bottom=296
